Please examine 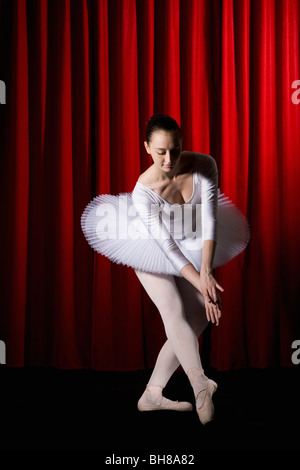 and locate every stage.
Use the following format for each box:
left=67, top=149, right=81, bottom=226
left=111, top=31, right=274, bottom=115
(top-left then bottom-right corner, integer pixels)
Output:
left=0, top=365, right=299, bottom=451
